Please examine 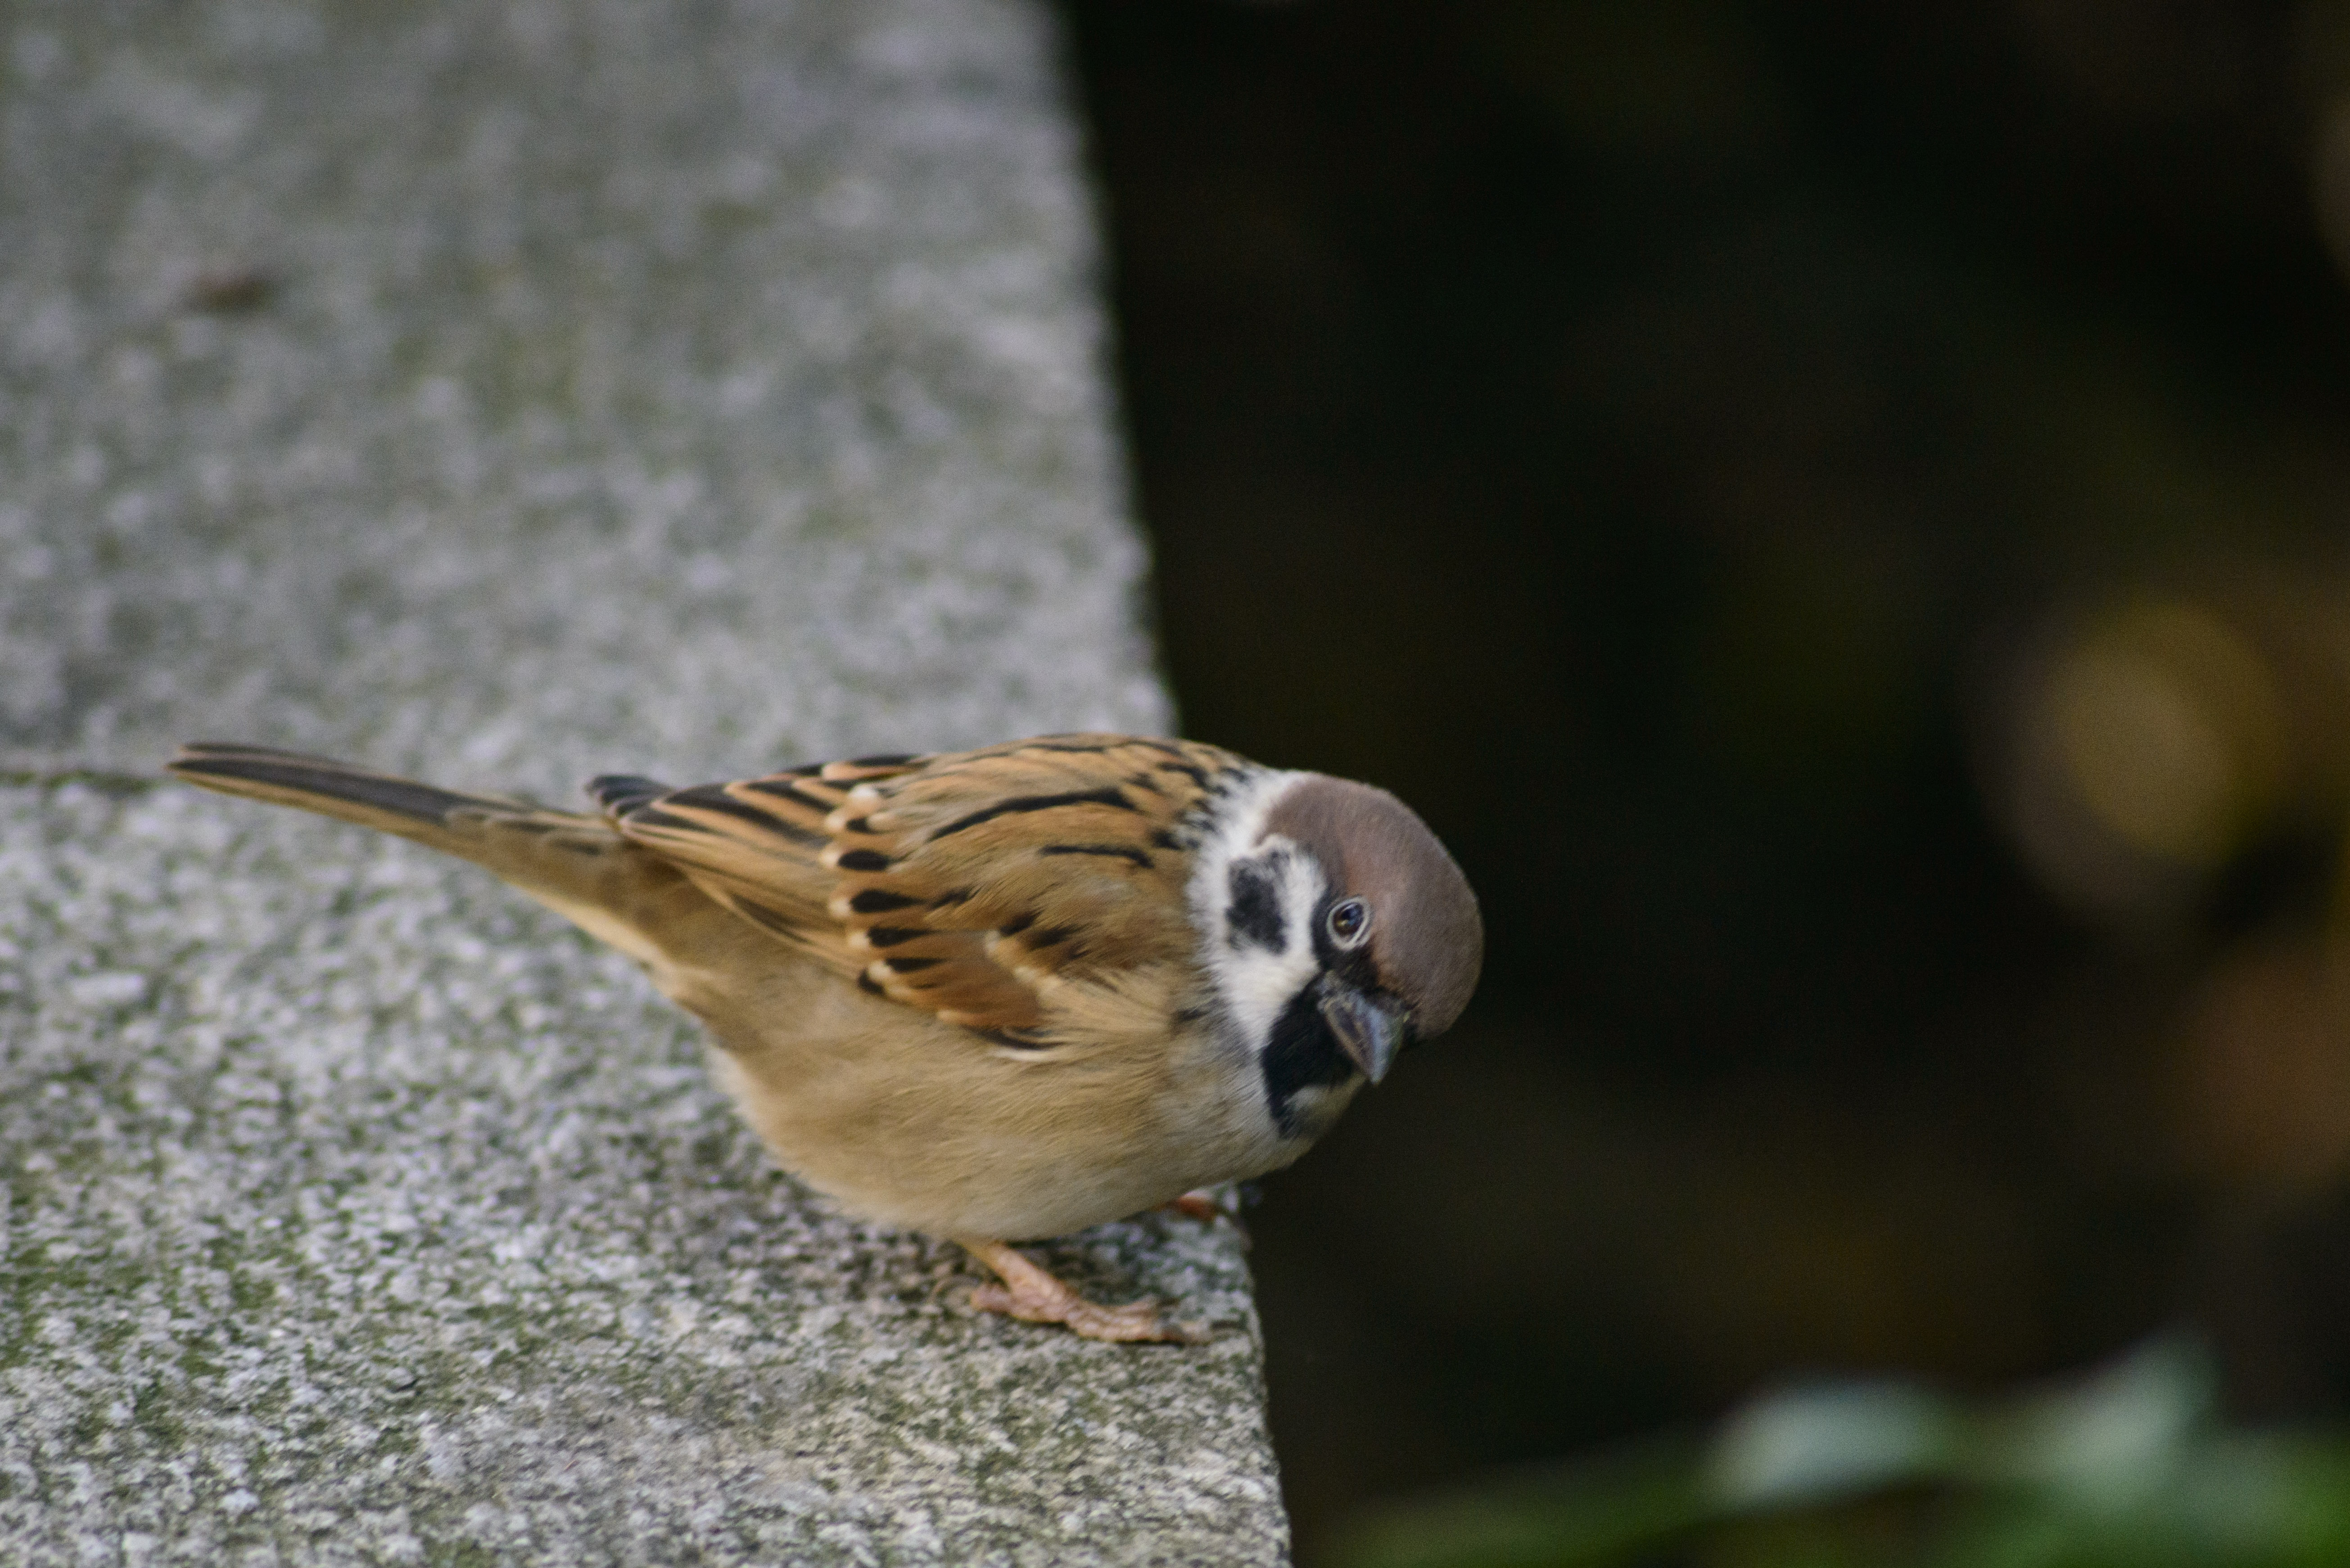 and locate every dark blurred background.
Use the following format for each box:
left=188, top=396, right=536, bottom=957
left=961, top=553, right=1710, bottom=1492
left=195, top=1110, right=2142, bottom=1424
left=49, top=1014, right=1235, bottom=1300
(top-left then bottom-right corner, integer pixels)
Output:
left=1057, top=1, right=2350, bottom=1559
